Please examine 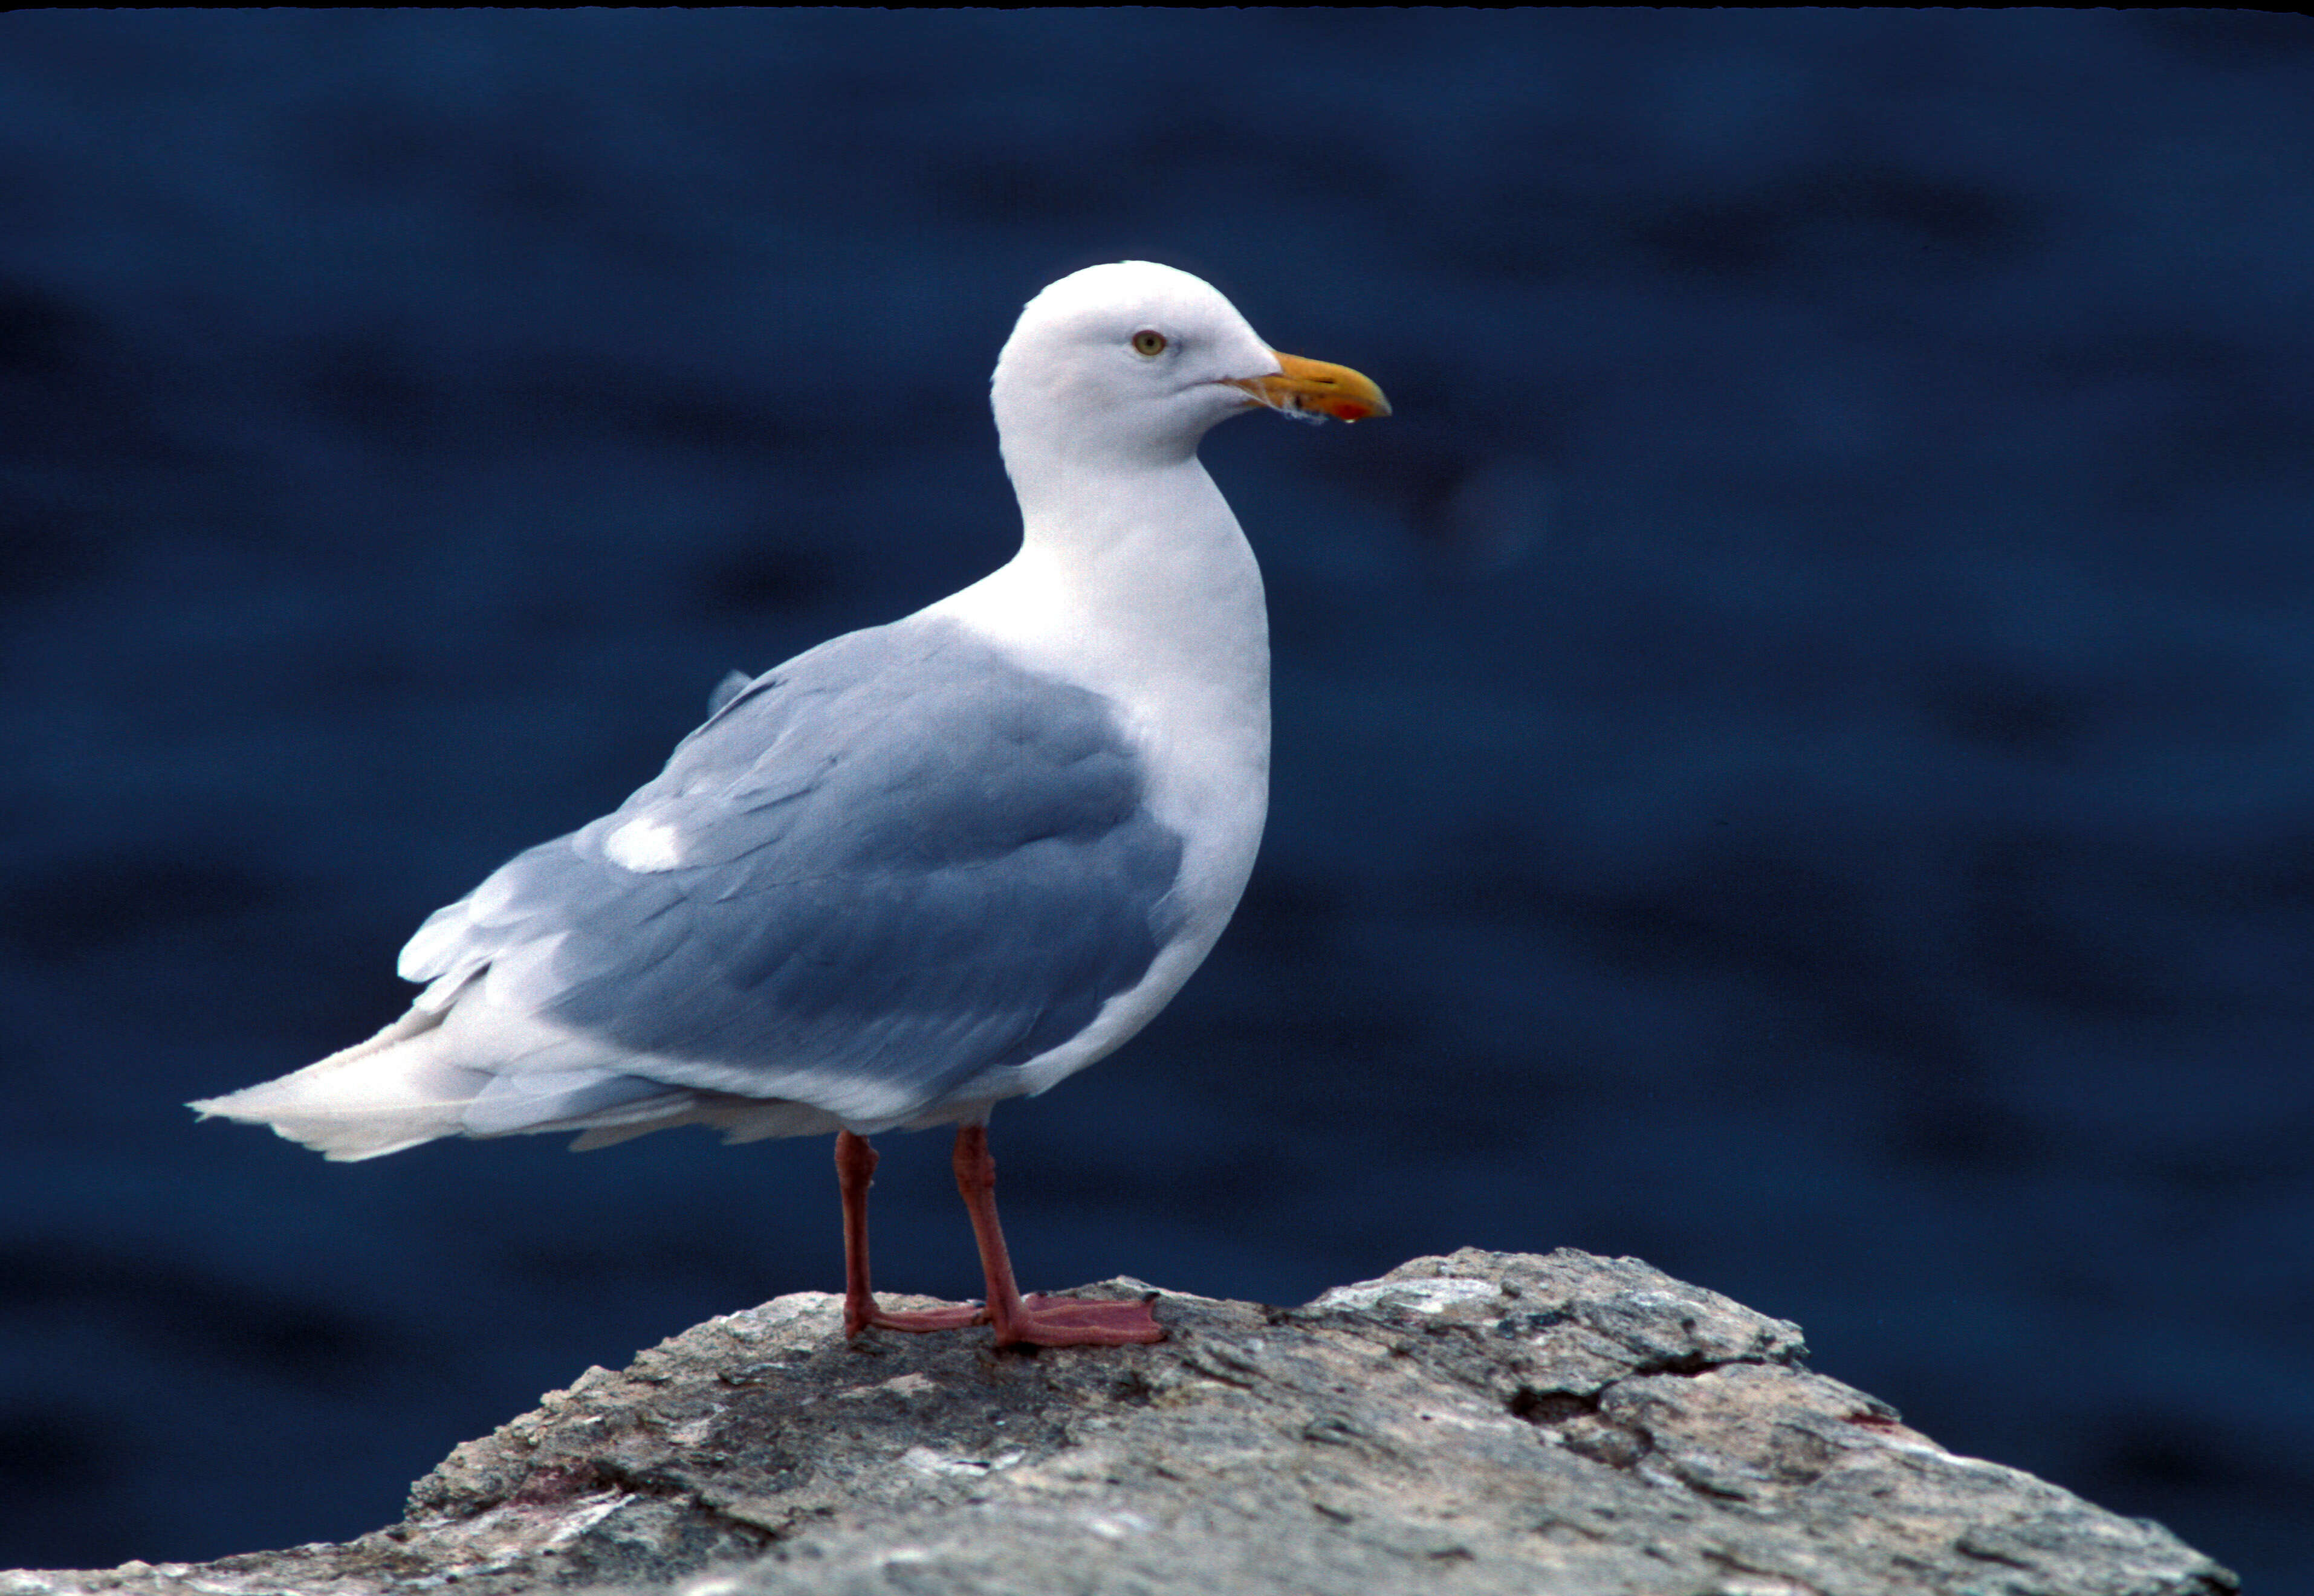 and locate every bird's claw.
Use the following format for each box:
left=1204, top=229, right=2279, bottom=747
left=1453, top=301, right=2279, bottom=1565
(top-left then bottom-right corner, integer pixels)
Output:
left=844, top=1300, right=986, bottom=1337
left=990, top=1293, right=1165, bottom=1348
